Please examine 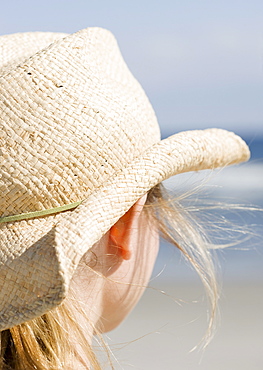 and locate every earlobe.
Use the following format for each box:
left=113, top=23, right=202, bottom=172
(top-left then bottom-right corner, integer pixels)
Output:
left=109, top=194, right=147, bottom=260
